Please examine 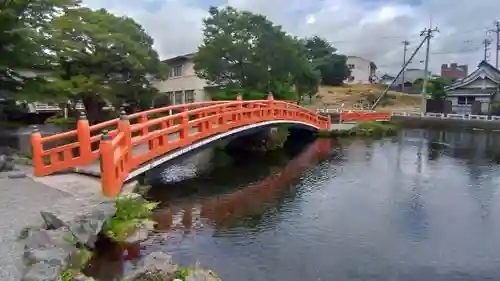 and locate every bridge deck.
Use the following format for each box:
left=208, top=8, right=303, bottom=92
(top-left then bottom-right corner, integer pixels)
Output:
left=73, top=123, right=354, bottom=177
